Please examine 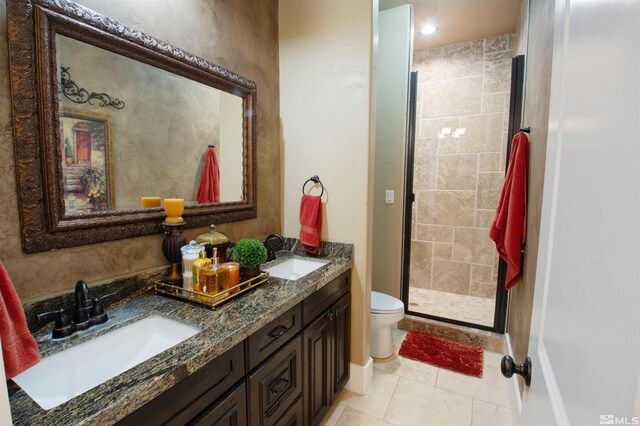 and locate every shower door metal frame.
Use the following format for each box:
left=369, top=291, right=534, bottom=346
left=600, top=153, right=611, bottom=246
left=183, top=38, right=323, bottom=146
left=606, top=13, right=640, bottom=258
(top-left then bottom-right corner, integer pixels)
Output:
left=401, top=55, right=526, bottom=333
